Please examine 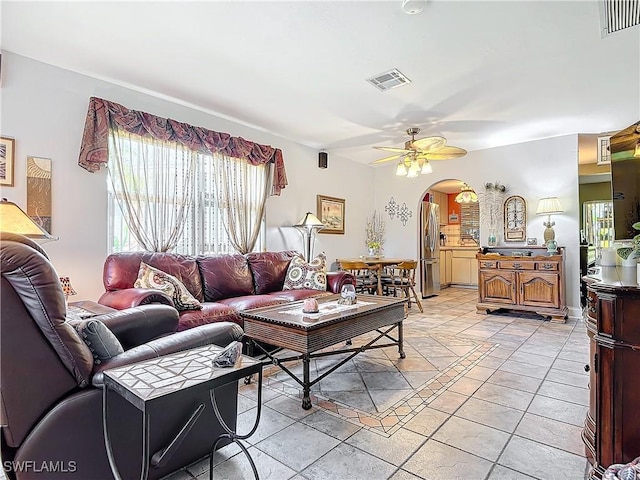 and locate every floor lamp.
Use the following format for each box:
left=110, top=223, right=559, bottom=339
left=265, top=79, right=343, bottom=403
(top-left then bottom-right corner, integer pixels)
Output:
left=293, top=212, right=324, bottom=262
